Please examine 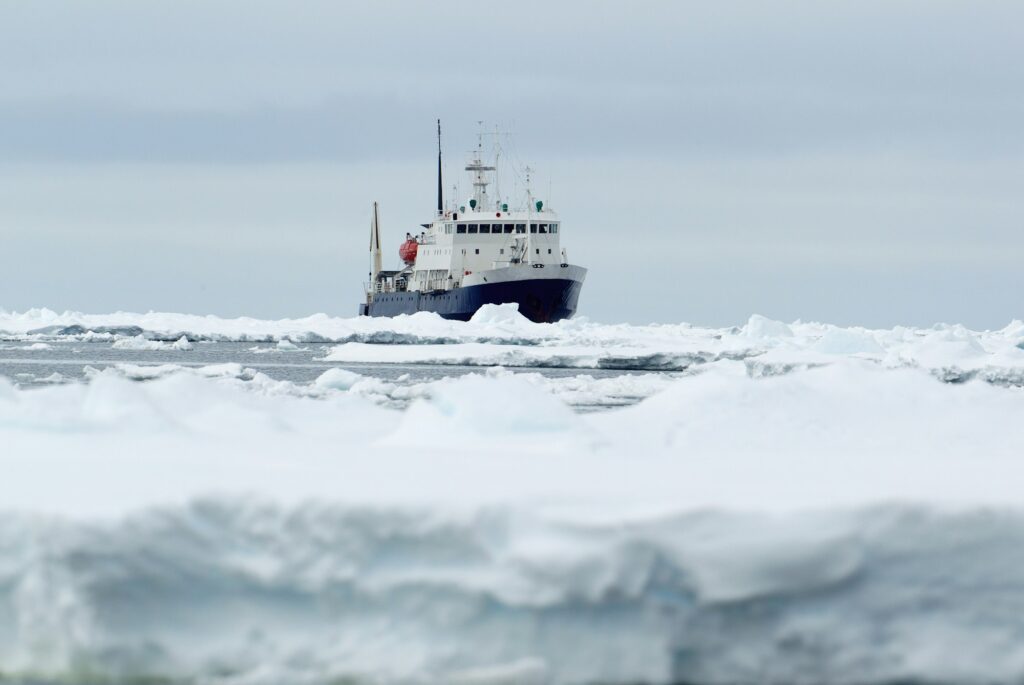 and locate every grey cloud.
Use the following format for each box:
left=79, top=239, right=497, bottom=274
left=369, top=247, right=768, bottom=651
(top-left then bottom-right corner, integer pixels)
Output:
left=0, top=1, right=1020, bottom=164
left=0, top=1, right=1021, bottom=326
